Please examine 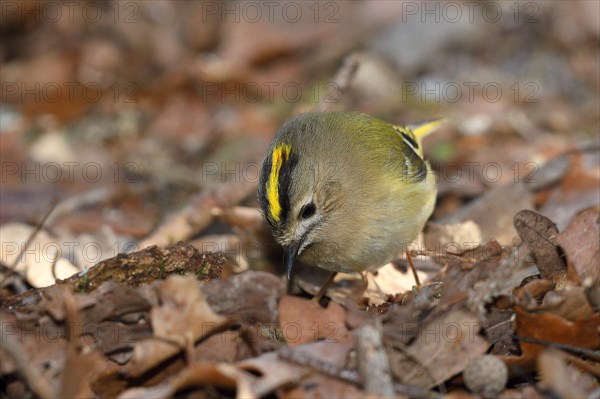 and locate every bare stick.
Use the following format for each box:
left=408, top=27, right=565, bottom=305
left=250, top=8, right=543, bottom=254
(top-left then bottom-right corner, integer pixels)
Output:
left=356, top=322, right=395, bottom=397
left=1, top=199, right=58, bottom=289
left=406, top=251, right=421, bottom=287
